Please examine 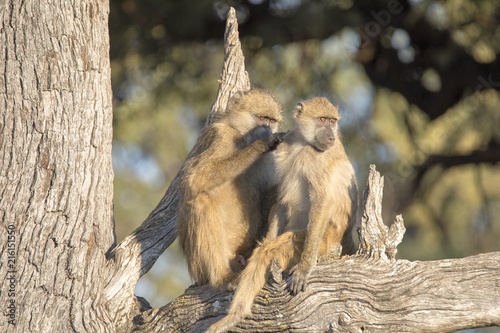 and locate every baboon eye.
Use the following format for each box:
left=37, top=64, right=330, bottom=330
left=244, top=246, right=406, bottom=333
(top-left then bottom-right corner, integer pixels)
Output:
left=330, top=119, right=337, bottom=123
left=259, top=116, right=266, bottom=120
left=320, top=117, right=327, bottom=122
left=270, top=119, right=276, bottom=123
